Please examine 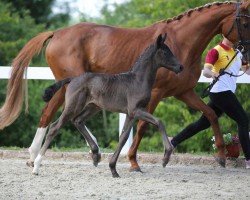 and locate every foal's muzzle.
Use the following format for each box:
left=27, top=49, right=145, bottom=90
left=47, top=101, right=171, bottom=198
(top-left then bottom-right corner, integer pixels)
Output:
left=175, top=65, right=184, bottom=74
